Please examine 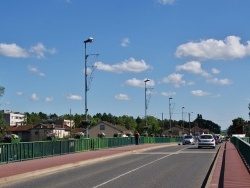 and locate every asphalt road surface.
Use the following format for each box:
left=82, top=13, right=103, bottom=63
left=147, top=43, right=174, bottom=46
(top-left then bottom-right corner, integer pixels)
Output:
left=3, top=144, right=219, bottom=188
